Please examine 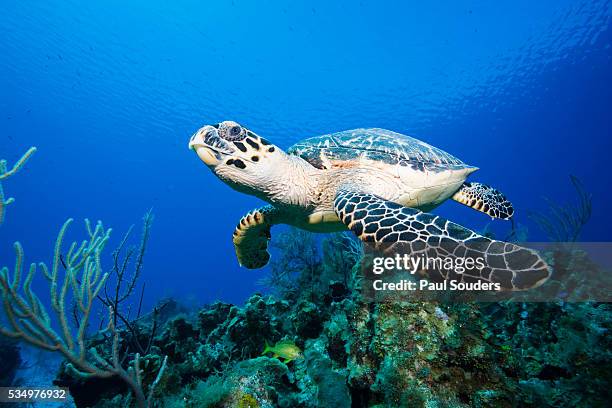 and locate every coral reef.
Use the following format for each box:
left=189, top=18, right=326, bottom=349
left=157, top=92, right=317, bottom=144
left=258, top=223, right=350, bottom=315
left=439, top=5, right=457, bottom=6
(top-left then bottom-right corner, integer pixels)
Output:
left=258, top=228, right=322, bottom=298
left=2, top=176, right=609, bottom=407
left=529, top=175, right=592, bottom=242
left=0, top=149, right=169, bottom=405
left=0, top=146, right=36, bottom=225
left=60, top=292, right=610, bottom=407
left=482, top=301, right=611, bottom=407
left=45, top=227, right=610, bottom=407
left=0, top=336, right=21, bottom=386
left=0, top=147, right=33, bottom=388
left=0, top=218, right=167, bottom=408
